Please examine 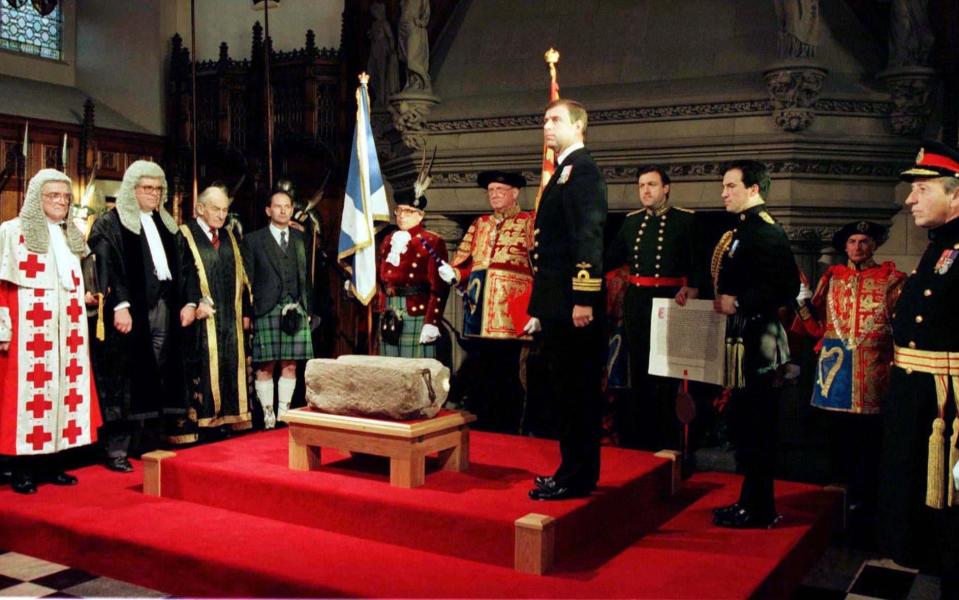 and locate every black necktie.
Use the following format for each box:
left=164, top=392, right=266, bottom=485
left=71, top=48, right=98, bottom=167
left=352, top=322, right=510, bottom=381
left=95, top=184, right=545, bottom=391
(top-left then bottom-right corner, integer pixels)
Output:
left=280, top=230, right=288, bottom=252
